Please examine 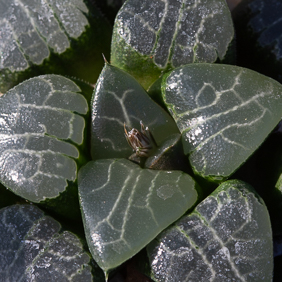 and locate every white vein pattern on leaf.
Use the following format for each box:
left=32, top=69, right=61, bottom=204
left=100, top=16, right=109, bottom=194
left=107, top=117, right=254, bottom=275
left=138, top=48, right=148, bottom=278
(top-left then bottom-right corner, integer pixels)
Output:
left=193, top=212, right=248, bottom=281
left=0, top=19, right=28, bottom=70
left=90, top=161, right=114, bottom=193
left=15, top=0, right=68, bottom=53
left=177, top=220, right=217, bottom=279
left=118, top=173, right=142, bottom=244
left=177, top=83, right=272, bottom=123
left=91, top=166, right=133, bottom=233
left=194, top=71, right=244, bottom=109
left=133, top=170, right=160, bottom=226
left=181, top=89, right=272, bottom=144
left=106, top=90, right=134, bottom=127
left=190, top=108, right=268, bottom=152
left=174, top=71, right=243, bottom=119
left=157, top=0, right=184, bottom=68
